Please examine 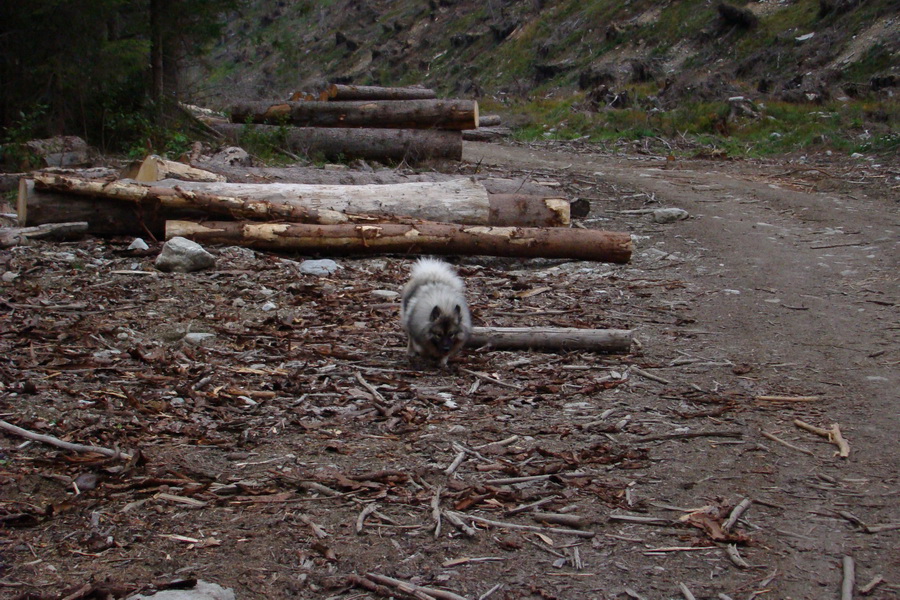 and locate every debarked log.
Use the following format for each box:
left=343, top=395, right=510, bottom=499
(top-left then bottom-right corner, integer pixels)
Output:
left=28, top=173, right=569, bottom=228
left=229, top=99, right=478, bottom=130
left=165, top=220, right=633, bottom=263
left=214, top=123, right=462, bottom=163
left=468, top=327, right=632, bottom=353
